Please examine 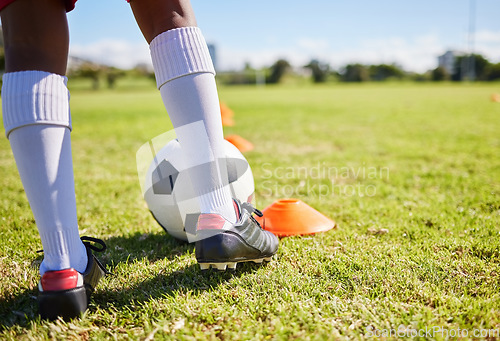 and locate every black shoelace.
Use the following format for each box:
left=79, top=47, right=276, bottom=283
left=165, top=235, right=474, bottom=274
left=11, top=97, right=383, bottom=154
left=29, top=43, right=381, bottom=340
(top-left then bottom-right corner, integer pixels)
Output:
left=241, top=202, right=265, bottom=229
left=81, top=236, right=111, bottom=275
left=37, top=236, right=111, bottom=275
left=81, top=236, right=107, bottom=253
